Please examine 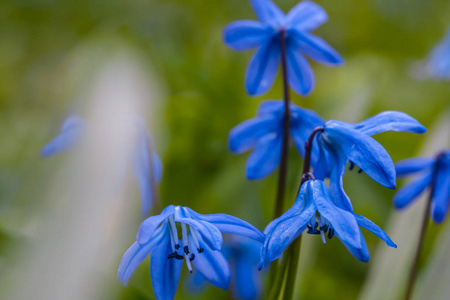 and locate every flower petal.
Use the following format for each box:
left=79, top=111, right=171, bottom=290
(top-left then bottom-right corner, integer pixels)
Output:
left=260, top=191, right=315, bottom=267
left=312, top=142, right=331, bottom=180
left=175, top=207, right=223, bottom=250
left=393, top=171, right=433, bottom=209
left=431, top=155, right=450, bottom=223
left=290, top=107, right=325, bottom=157
left=118, top=225, right=167, bottom=285
left=350, top=111, right=427, bottom=136
left=137, top=205, right=175, bottom=244
left=353, top=214, right=397, bottom=248
left=152, top=151, right=163, bottom=183
left=286, top=0, right=328, bottom=31
left=245, top=40, right=281, bottom=96
left=341, top=231, right=370, bottom=262
left=311, top=180, right=361, bottom=249
left=223, top=20, right=273, bottom=51
left=289, top=29, right=343, bottom=66
left=228, top=115, right=280, bottom=154
left=322, top=138, right=353, bottom=211
left=41, top=115, right=85, bottom=157
left=324, top=121, right=396, bottom=189
left=286, top=45, right=315, bottom=96
left=186, top=208, right=265, bottom=243
left=246, top=132, right=283, bottom=180
left=190, top=236, right=231, bottom=290
left=250, top=0, right=285, bottom=26
left=257, top=100, right=285, bottom=115
left=150, top=230, right=183, bottom=300
left=395, top=157, right=434, bottom=177
left=234, top=246, right=262, bottom=300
